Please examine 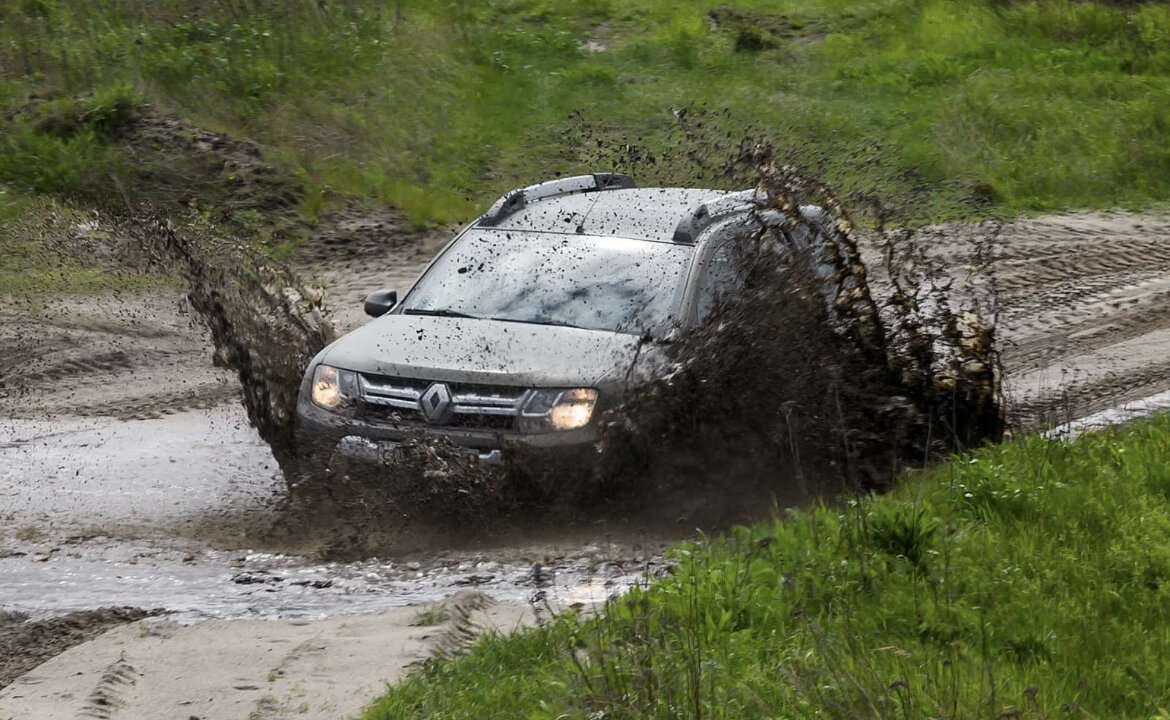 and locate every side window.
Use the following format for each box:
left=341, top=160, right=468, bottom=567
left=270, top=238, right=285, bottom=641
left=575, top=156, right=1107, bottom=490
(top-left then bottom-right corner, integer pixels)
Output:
left=695, top=241, right=738, bottom=323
